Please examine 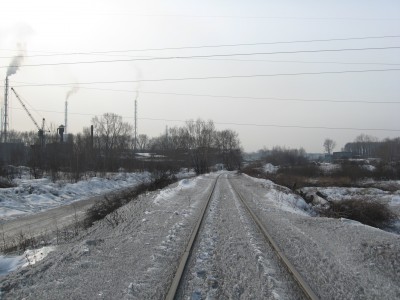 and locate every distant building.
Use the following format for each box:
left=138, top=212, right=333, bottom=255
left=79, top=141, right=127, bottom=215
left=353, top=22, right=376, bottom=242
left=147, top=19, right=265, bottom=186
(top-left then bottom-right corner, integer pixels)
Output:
left=306, top=153, right=325, bottom=161
left=332, top=151, right=353, bottom=160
